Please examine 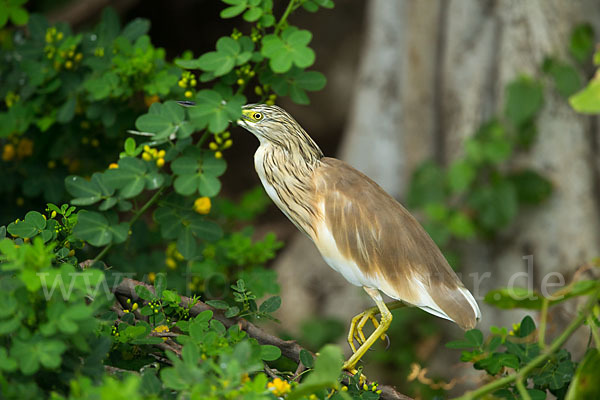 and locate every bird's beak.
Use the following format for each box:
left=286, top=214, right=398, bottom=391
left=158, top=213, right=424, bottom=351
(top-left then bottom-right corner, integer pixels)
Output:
left=237, top=109, right=254, bottom=126
left=176, top=100, right=196, bottom=107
